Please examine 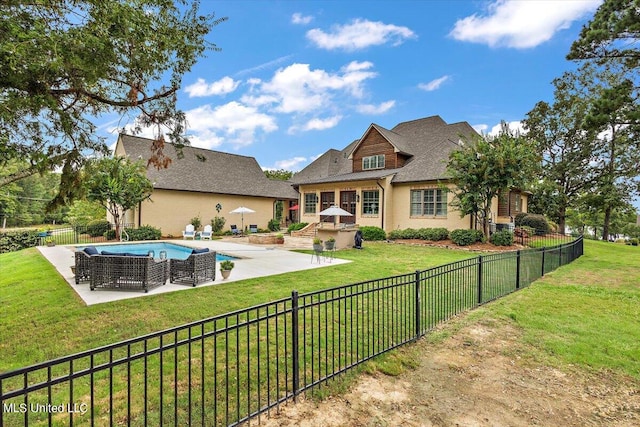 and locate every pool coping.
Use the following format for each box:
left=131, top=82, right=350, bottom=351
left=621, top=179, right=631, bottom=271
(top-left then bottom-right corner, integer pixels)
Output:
left=39, top=239, right=350, bottom=306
